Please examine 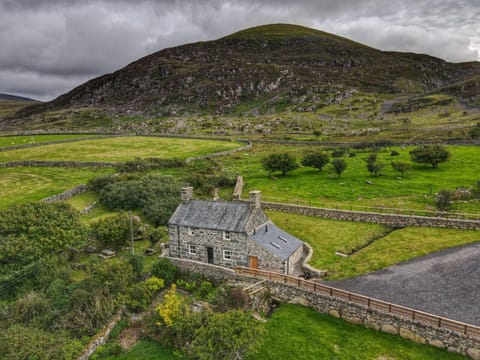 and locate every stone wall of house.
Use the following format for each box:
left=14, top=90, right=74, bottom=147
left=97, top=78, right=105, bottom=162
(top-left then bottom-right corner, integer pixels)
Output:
left=288, top=244, right=304, bottom=275
left=245, top=237, right=285, bottom=273
left=169, top=224, right=295, bottom=274
left=263, top=202, right=480, bottom=230
left=169, top=225, right=250, bottom=268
